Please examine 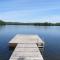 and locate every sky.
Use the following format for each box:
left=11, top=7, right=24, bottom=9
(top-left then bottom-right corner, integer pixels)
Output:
left=0, top=0, right=60, bottom=22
